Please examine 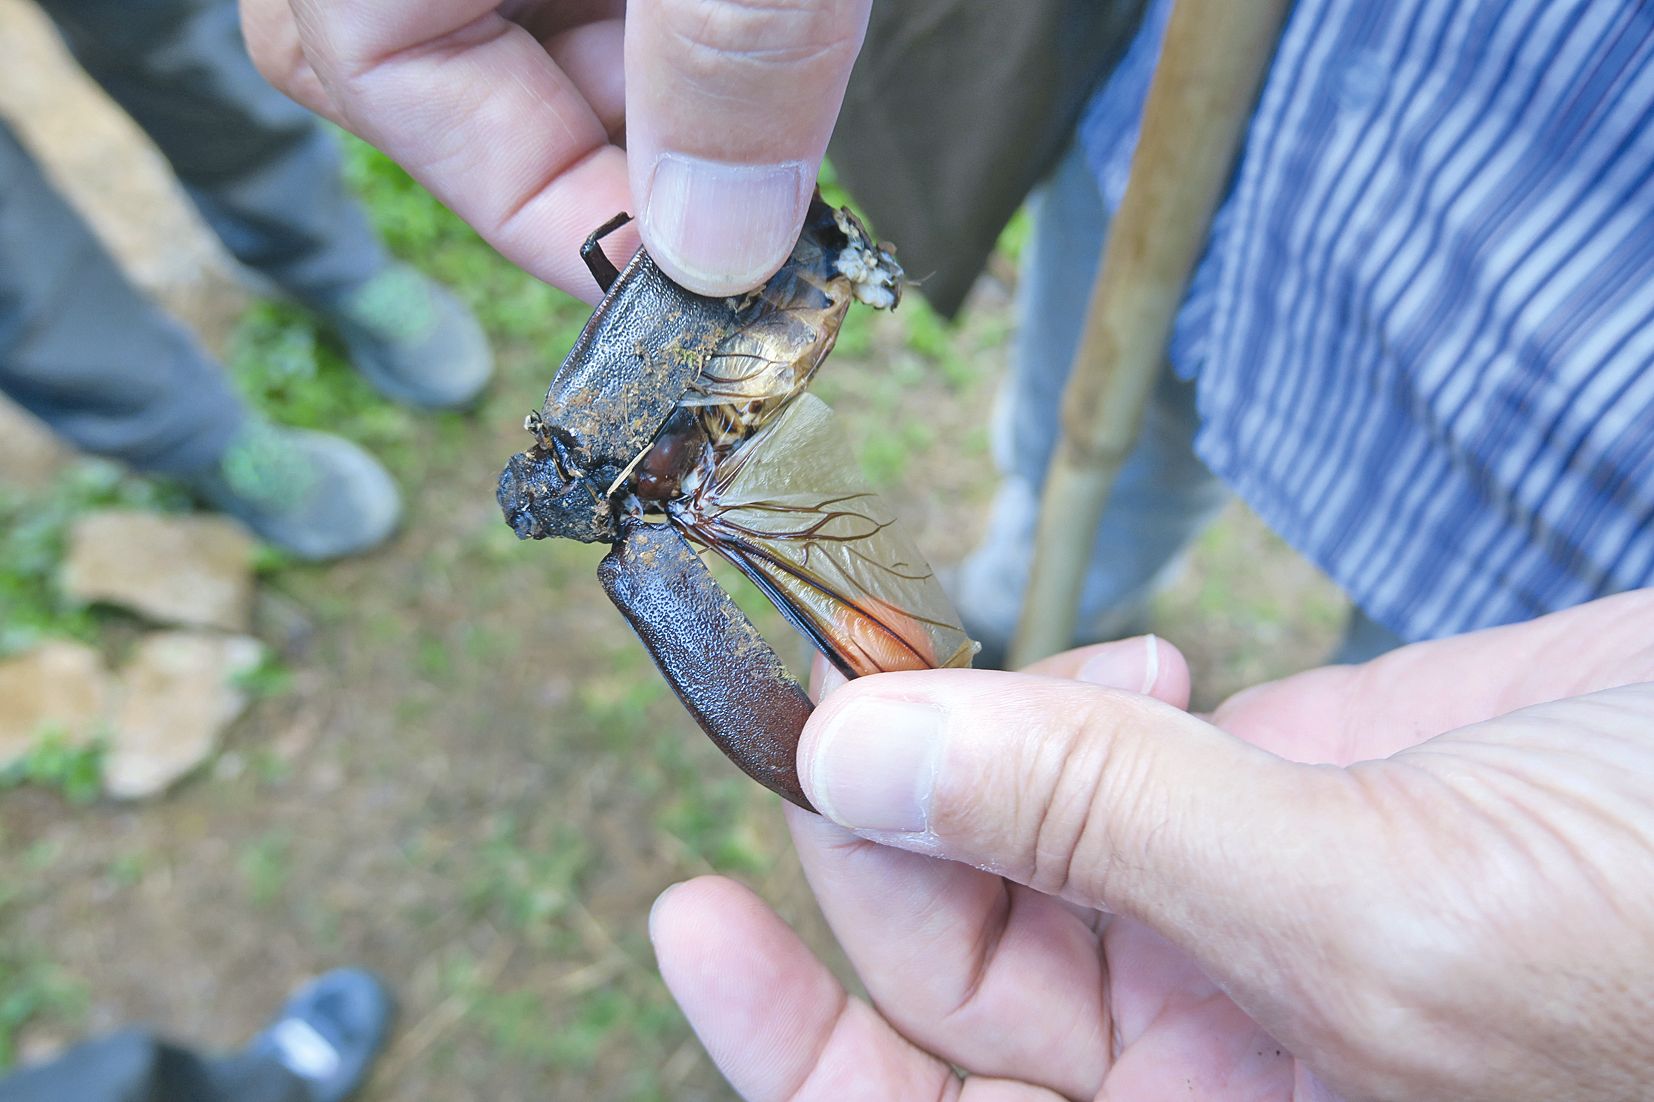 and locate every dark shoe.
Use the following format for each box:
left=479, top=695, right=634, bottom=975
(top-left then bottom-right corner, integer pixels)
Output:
left=180, top=420, right=400, bottom=561
left=316, top=264, right=492, bottom=410
left=248, top=969, right=395, bottom=1102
